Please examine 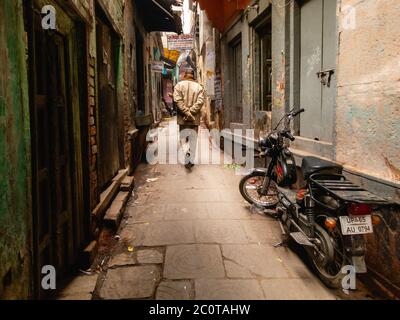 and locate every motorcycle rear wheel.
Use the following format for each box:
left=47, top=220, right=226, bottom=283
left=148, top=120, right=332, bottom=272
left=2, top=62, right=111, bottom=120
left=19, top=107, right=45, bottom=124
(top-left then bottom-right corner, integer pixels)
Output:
left=307, top=224, right=347, bottom=289
left=239, top=172, right=279, bottom=209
